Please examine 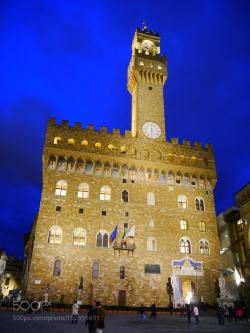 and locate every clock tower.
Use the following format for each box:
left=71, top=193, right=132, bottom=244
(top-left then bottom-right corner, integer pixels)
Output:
left=128, top=25, right=168, bottom=140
